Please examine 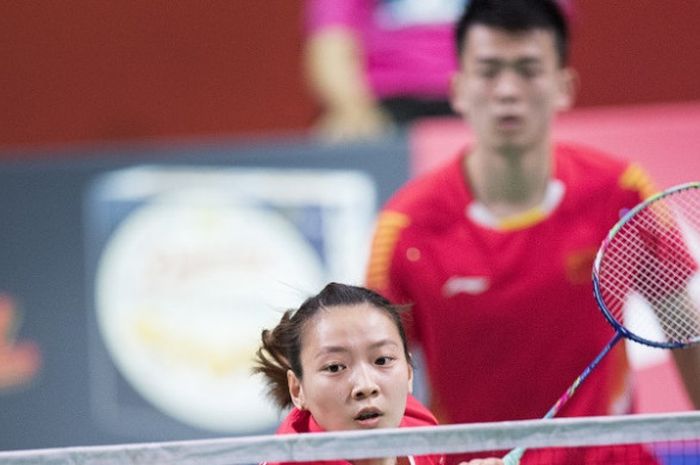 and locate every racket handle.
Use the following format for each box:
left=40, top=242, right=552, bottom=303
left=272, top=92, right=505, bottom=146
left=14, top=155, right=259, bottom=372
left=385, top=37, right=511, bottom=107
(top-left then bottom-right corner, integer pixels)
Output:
left=500, top=332, right=623, bottom=464
left=502, top=447, right=525, bottom=465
